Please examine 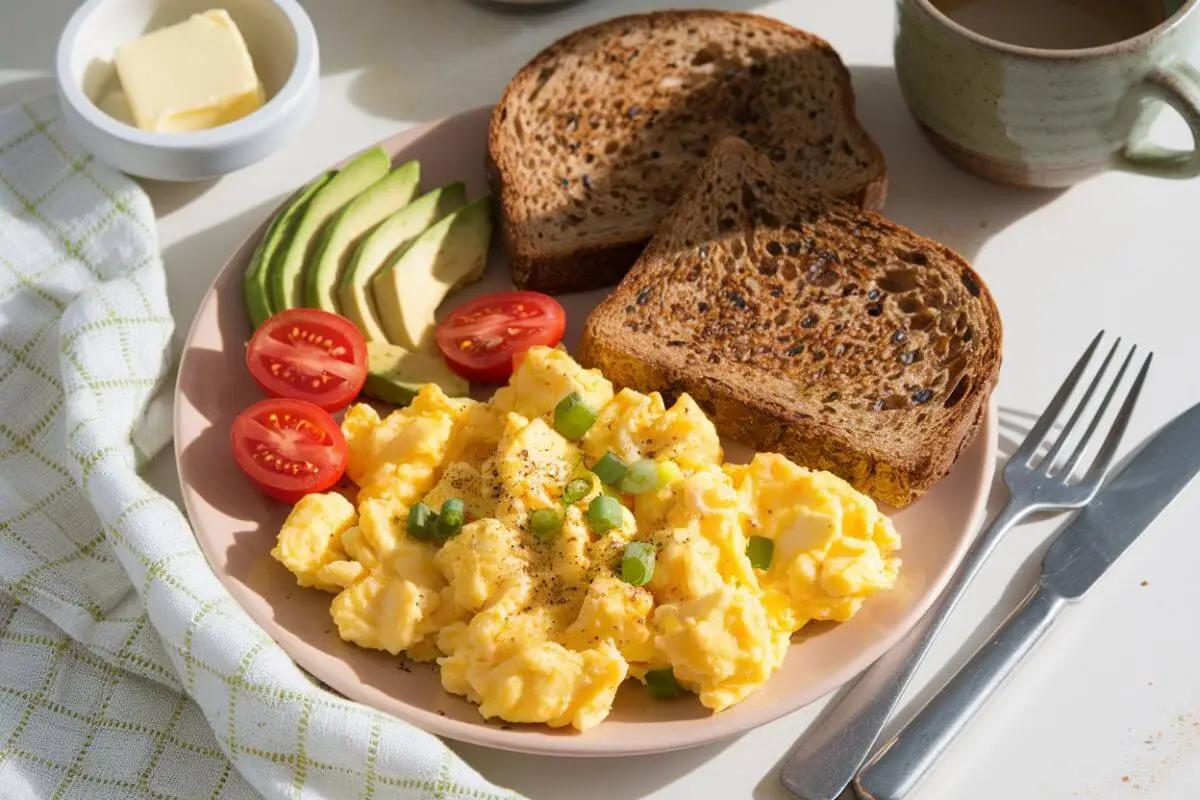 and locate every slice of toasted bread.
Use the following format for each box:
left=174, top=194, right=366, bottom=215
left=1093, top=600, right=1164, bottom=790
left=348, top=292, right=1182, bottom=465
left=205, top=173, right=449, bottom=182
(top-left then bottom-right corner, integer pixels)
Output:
left=578, top=138, right=1001, bottom=507
left=487, top=10, right=887, bottom=295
